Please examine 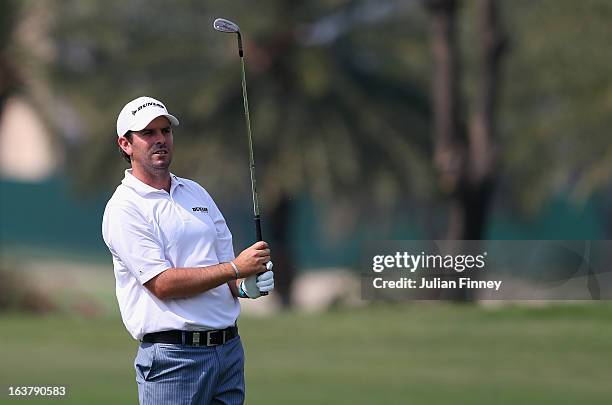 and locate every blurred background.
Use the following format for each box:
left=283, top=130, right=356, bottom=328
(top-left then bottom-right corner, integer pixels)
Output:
left=1, top=0, right=611, bottom=403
